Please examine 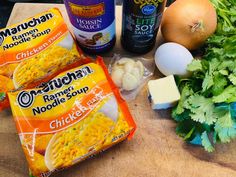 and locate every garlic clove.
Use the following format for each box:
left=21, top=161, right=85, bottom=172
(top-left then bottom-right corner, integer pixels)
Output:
left=122, top=72, right=139, bottom=91
left=111, top=68, right=124, bottom=87
left=131, top=67, right=142, bottom=81
left=124, top=61, right=135, bottom=73
left=112, top=64, right=123, bottom=71
left=117, top=58, right=135, bottom=65
left=135, top=61, right=144, bottom=76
